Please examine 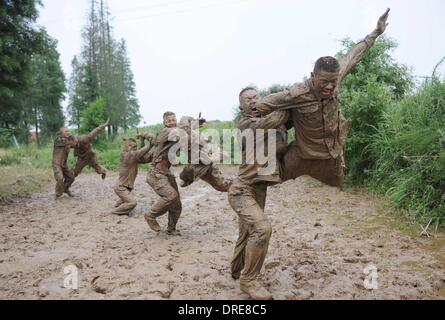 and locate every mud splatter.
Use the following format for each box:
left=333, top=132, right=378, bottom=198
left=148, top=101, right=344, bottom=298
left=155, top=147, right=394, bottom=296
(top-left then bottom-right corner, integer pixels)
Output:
left=0, top=167, right=444, bottom=300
